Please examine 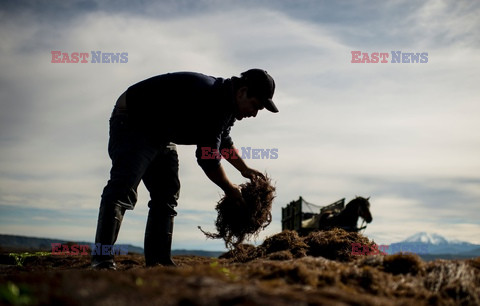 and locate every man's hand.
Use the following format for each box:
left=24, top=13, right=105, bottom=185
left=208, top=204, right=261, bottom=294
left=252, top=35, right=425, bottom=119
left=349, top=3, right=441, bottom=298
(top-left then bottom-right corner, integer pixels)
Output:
left=225, top=145, right=265, bottom=181
left=241, top=168, right=265, bottom=180
left=225, top=184, right=241, bottom=198
left=225, top=184, right=246, bottom=207
left=203, top=165, right=246, bottom=207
